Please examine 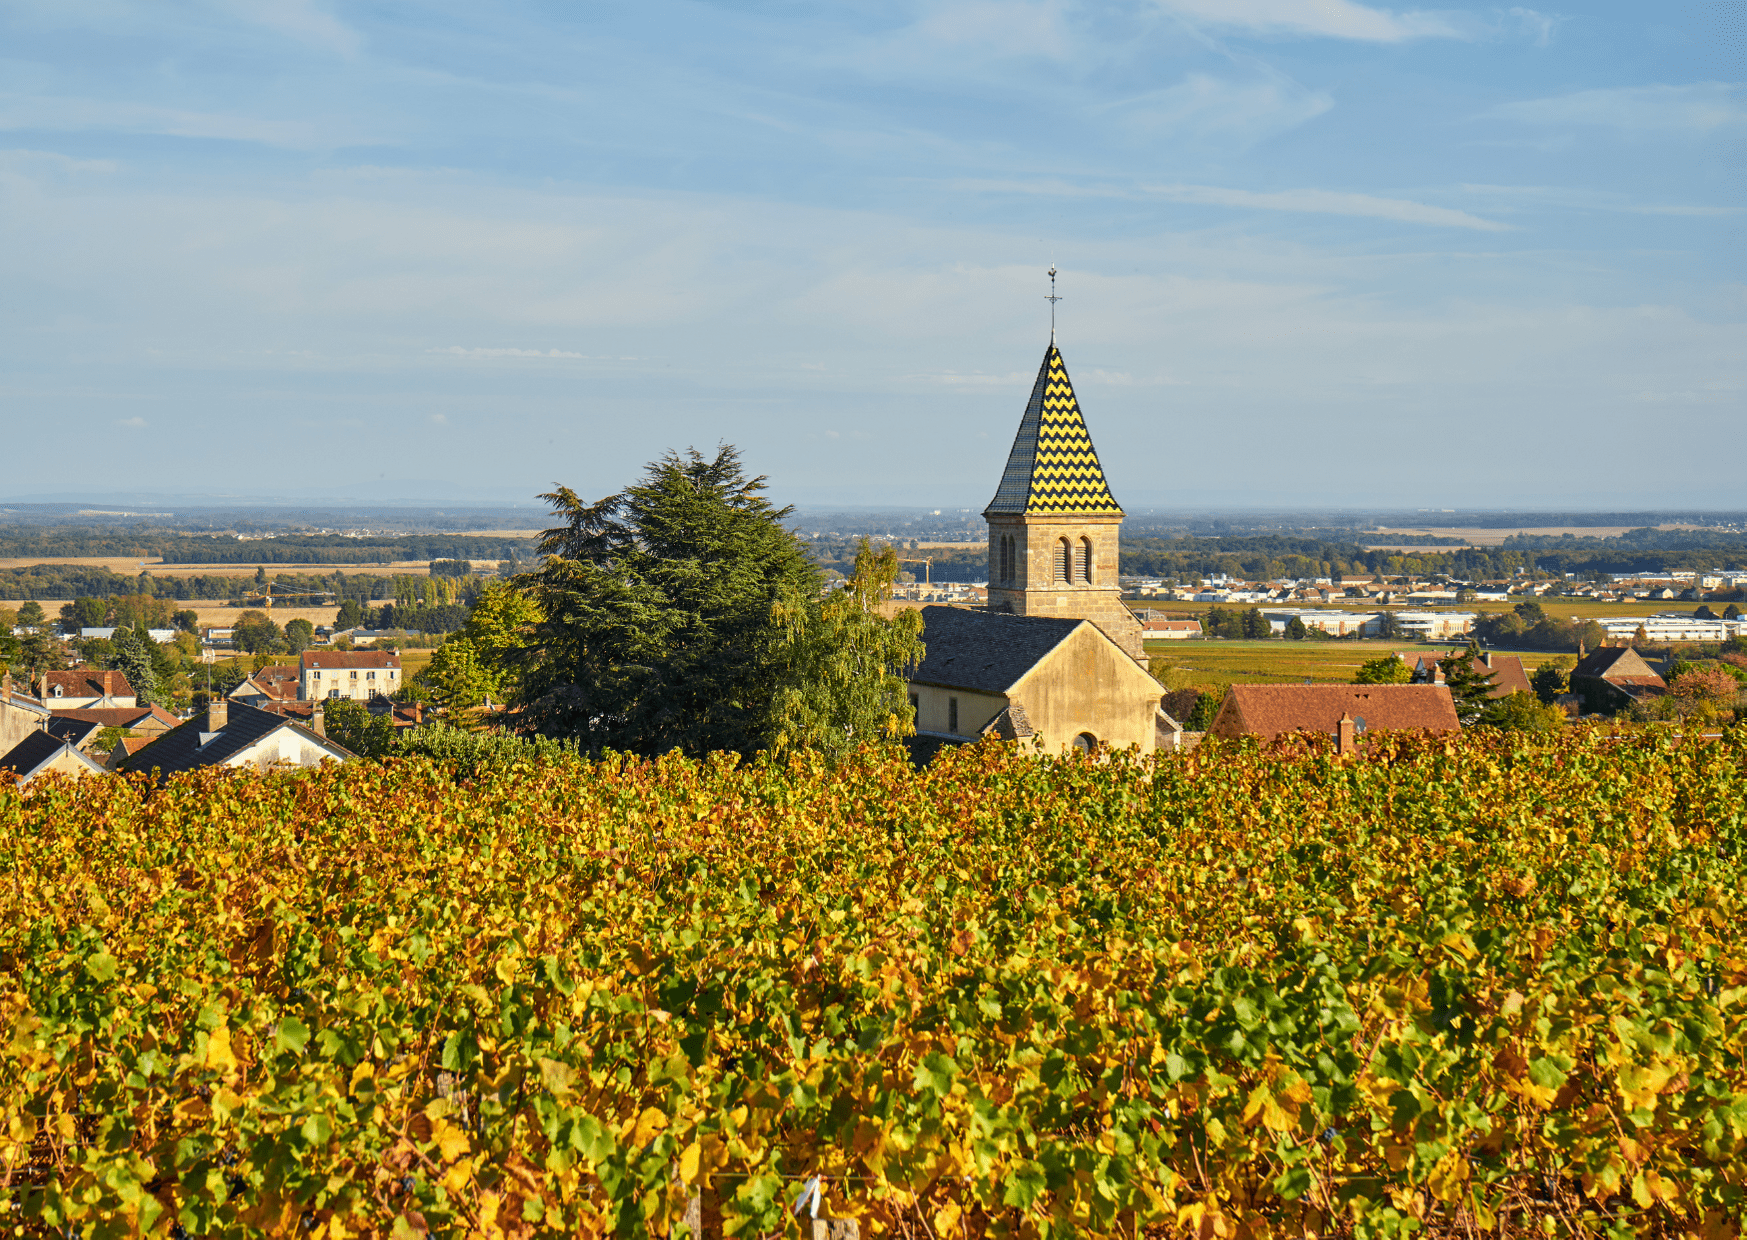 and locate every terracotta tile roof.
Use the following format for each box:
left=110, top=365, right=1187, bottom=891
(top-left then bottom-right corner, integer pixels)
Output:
left=1210, top=684, right=1460, bottom=741
left=1142, top=620, right=1202, bottom=631
left=41, top=669, right=134, bottom=700
left=237, top=667, right=303, bottom=700
left=1476, top=655, right=1532, bottom=697
left=300, top=651, right=400, bottom=671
